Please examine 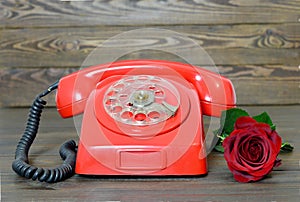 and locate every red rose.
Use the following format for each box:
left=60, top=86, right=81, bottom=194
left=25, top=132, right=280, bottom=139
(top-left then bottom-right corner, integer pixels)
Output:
left=223, top=116, right=282, bottom=182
